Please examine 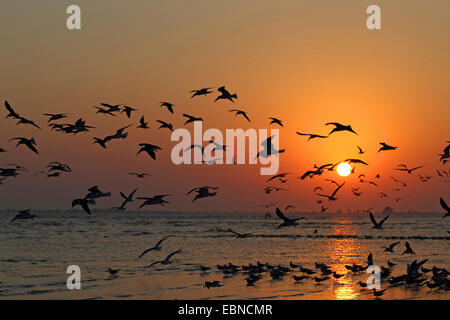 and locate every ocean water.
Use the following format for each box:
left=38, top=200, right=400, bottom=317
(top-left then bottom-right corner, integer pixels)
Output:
left=0, top=211, right=449, bottom=300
